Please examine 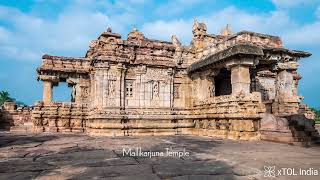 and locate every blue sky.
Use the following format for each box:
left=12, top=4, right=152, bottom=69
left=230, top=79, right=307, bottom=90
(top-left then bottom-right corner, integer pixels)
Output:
left=0, top=0, right=319, bottom=107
